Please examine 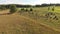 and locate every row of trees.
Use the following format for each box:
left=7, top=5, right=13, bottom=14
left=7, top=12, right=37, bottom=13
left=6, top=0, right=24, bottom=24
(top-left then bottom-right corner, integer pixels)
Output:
left=0, top=4, right=57, bottom=14
left=1, top=3, right=60, bottom=8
